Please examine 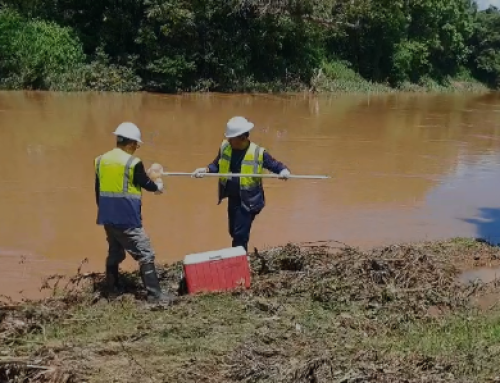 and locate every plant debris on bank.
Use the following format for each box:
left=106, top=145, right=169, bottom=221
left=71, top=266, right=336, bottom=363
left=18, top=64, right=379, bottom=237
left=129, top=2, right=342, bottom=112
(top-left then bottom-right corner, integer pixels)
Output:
left=2, top=238, right=500, bottom=383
